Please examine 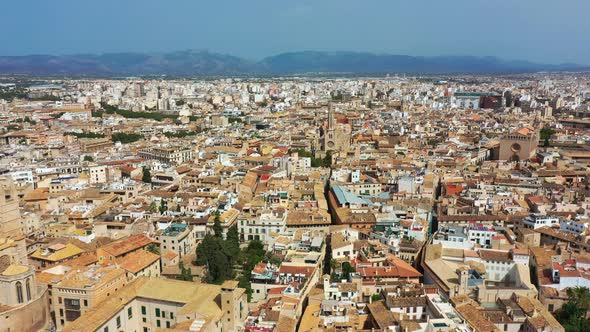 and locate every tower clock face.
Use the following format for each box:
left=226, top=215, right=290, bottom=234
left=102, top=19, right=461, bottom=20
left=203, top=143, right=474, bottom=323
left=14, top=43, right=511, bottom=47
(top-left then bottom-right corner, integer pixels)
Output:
left=327, top=141, right=335, bottom=148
